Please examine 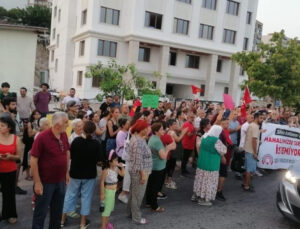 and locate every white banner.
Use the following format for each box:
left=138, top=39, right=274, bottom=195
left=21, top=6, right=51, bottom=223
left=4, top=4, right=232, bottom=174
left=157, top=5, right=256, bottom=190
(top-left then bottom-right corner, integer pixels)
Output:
left=257, top=123, right=300, bottom=169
